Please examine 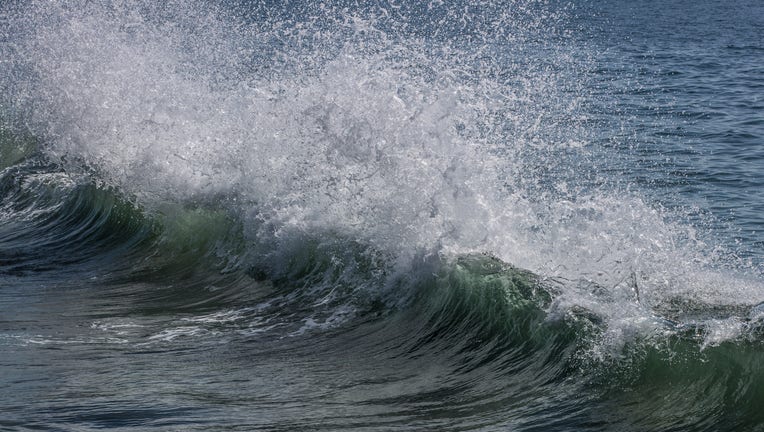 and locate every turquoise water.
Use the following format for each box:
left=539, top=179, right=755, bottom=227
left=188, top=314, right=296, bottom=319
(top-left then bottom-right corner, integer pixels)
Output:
left=1, top=0, right=763, bottom=430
